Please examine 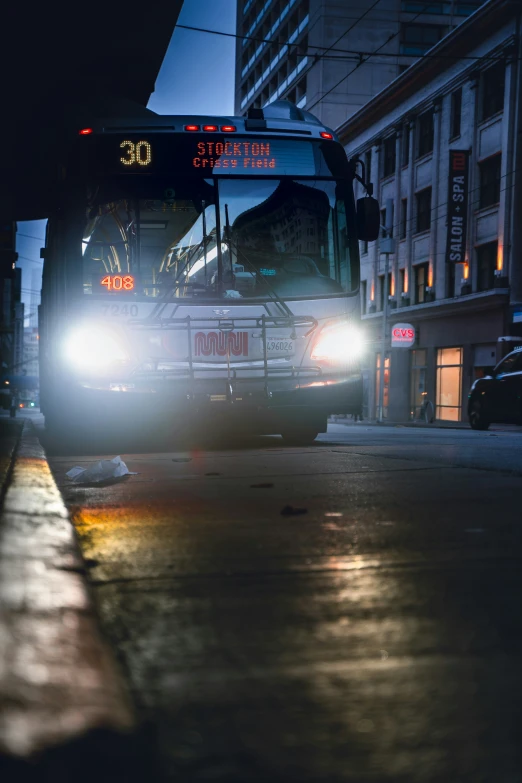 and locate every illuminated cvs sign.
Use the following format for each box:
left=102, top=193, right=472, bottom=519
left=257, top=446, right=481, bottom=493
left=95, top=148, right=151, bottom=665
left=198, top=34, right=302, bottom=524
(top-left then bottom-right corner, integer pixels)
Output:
left=391, top=323, right=415, bottom=348
left=193, top=141, right=276, bottom=170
